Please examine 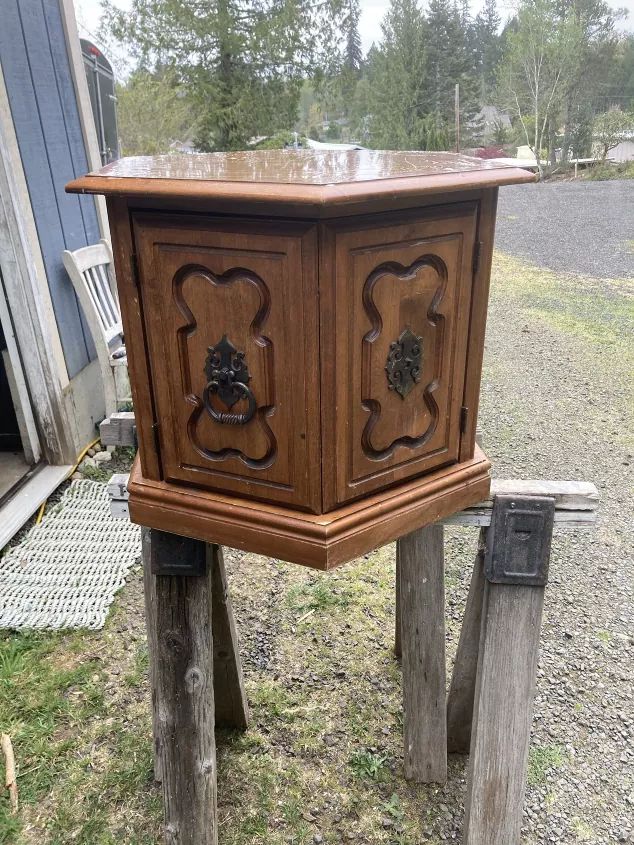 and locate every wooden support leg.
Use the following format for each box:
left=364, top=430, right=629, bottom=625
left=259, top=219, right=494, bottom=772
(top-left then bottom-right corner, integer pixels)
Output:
left=394, top=544, right=402, bottom=659
left=398, top=523, right=447, bottom=783
left=144, top=529, right=218, bottom=845
left=210, top=544, right=249, bottom=730
left=446, top=528, right=487, bottom=753
left=463, top=495, right=554, bottom=845
left=141, top=529, right=162, bottom=783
